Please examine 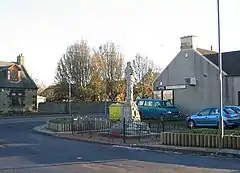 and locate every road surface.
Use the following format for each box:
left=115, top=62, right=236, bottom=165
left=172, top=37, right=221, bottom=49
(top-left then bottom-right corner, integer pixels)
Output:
left=0, top=116, right=240, bottom=172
